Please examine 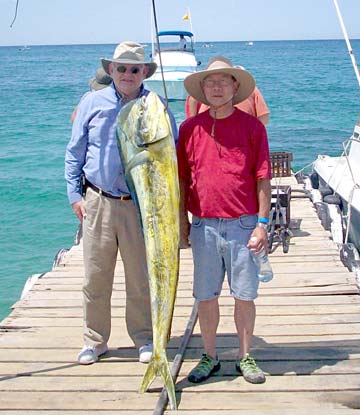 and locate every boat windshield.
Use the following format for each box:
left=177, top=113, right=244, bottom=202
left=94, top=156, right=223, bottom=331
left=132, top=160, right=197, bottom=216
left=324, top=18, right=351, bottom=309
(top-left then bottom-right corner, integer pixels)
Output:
left=155, top=32, right=194, bottom=53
